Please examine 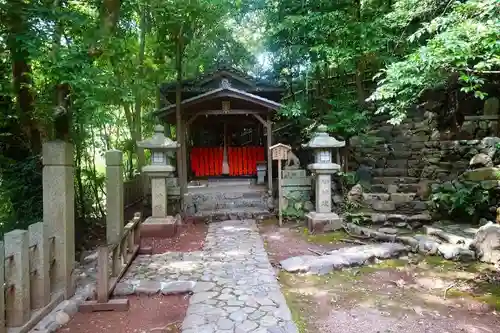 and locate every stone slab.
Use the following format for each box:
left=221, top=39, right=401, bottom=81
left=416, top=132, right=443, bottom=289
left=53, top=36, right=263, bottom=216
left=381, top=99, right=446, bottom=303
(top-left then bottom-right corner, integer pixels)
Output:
left=141, top=216, right=178, bottom=238
left=280, top=243, right=408, bottom=275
